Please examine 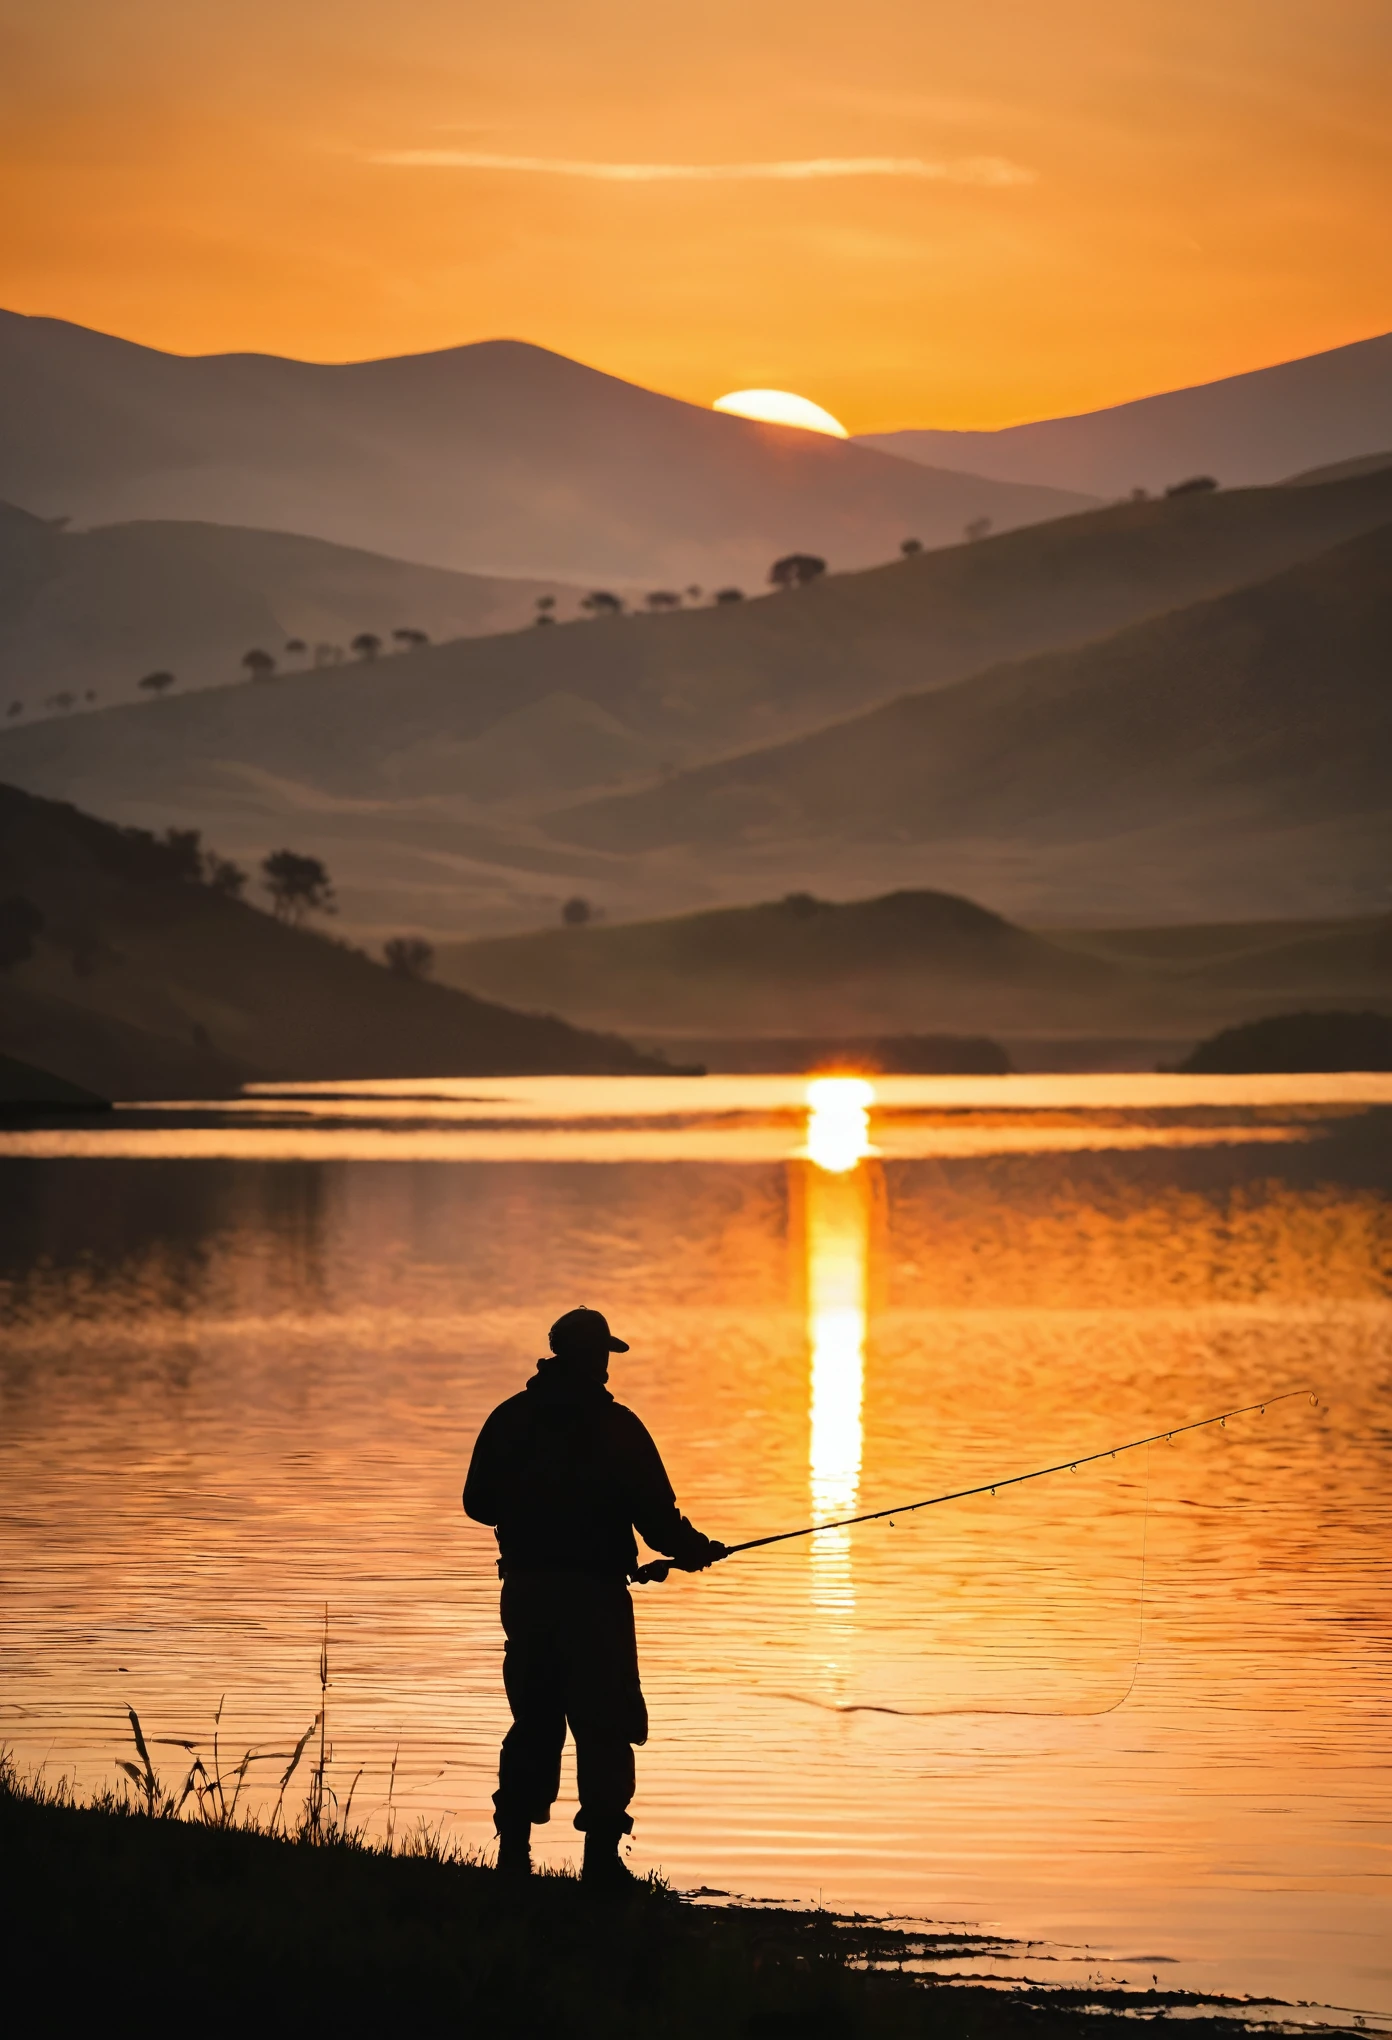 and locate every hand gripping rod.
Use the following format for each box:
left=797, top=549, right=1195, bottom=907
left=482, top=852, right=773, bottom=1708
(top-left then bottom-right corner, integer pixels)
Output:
left=629, top=1386, right=1314, bottom=1585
